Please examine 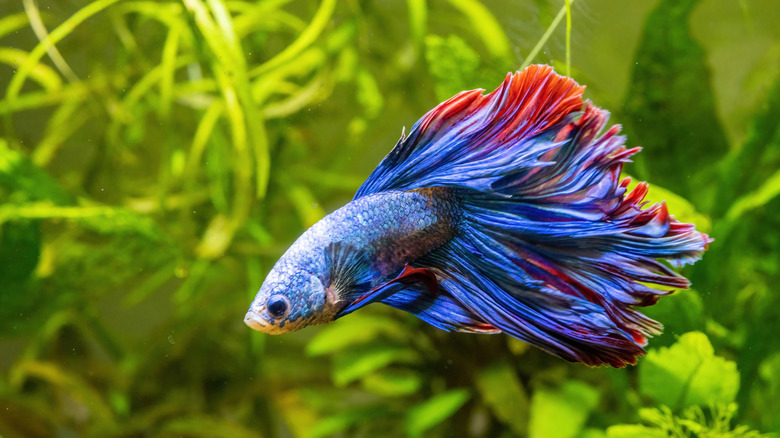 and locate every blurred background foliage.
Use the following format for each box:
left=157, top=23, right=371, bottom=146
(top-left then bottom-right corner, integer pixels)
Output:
left=0, top=0, right=779, bottom=436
